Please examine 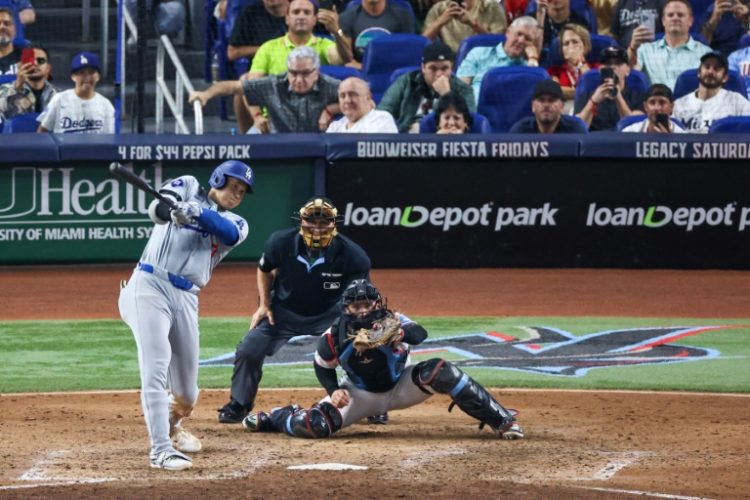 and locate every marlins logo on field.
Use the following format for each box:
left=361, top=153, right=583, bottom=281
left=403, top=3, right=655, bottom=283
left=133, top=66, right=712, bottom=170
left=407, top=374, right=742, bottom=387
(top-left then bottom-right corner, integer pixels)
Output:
left=200, top=325, right=731, bottom=377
